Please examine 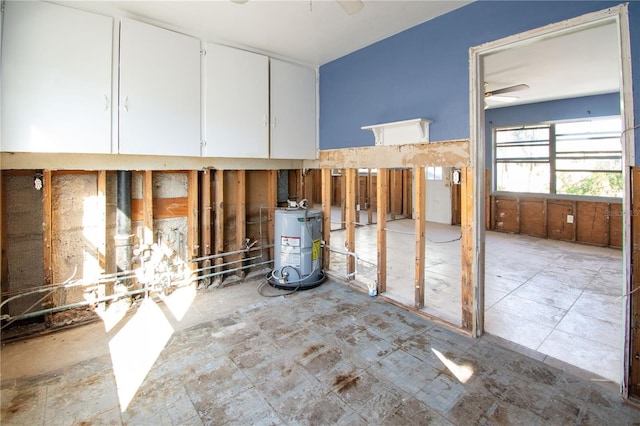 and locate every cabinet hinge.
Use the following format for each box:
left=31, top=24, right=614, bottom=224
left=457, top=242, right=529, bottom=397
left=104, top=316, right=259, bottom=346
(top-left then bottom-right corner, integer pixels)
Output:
left=201, top=140, right=207, bottom=147
left=200, top=49, right=206, bottom=56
